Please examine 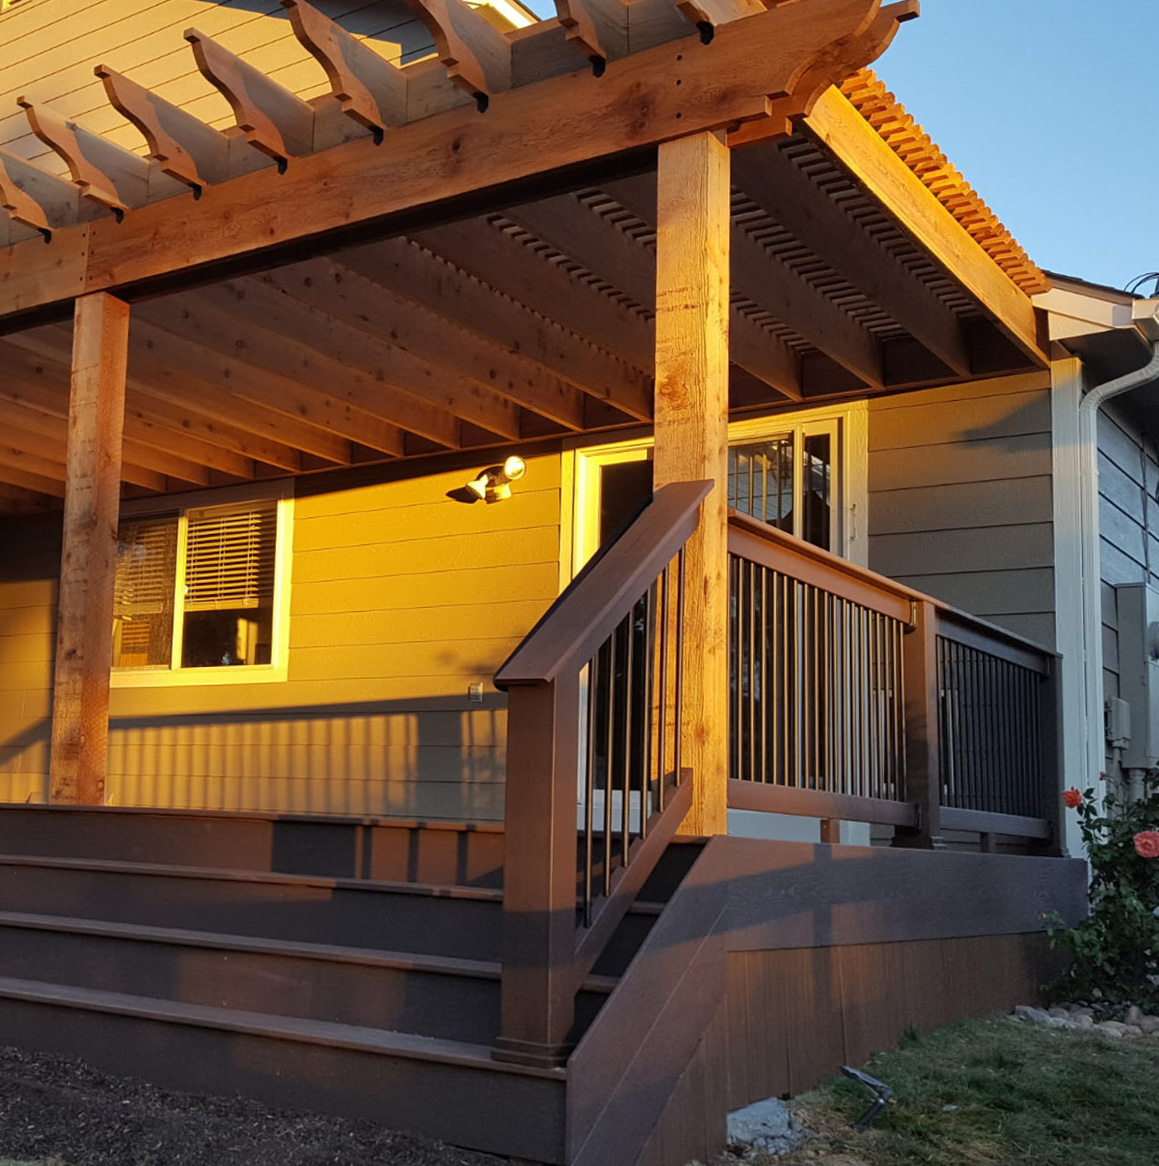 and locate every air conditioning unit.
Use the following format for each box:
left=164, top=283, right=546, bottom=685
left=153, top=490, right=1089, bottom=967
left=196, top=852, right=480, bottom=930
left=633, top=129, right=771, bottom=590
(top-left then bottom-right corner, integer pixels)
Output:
left=1115, top=583, right=1159, bottom=770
